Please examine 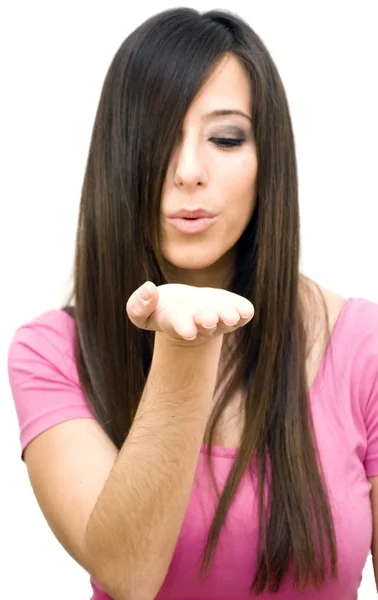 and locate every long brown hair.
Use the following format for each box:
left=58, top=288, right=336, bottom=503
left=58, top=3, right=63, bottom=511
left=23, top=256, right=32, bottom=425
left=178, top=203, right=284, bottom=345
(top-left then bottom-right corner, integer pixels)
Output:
left=62, top=8, right=337, bottom=594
